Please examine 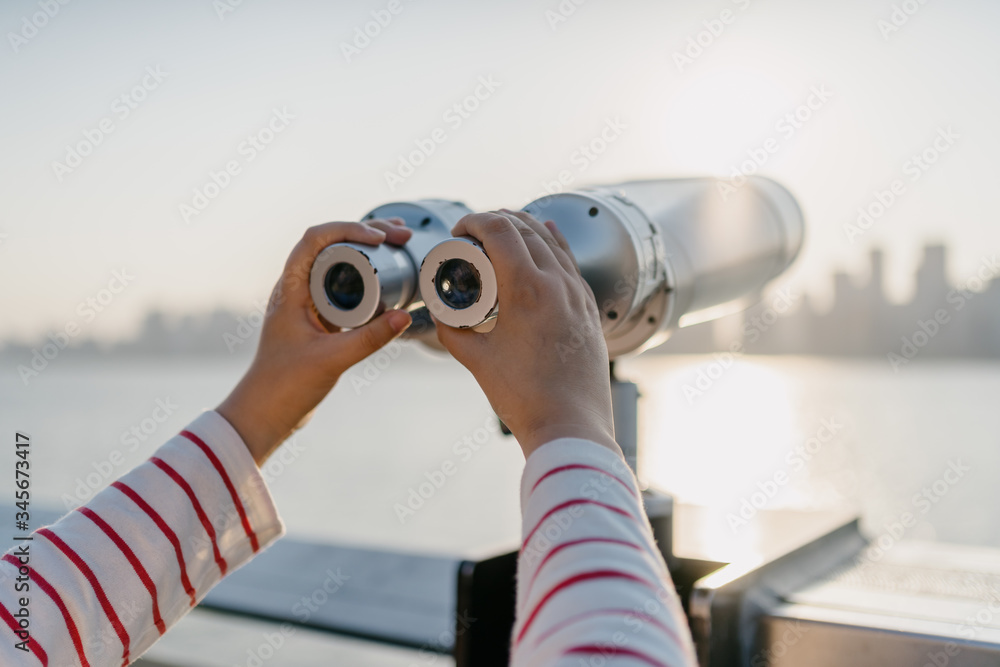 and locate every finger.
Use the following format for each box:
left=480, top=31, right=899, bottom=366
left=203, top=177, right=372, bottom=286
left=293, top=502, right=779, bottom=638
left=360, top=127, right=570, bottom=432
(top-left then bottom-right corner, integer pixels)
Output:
left=282, top=222, right=388, bottom=305
left=364, top=215, right=406, bottom=227
left=450, top=212, right=540, bottom=287
left=493, top=210, right=560, bottom=271
left=368, top=219, right=413, bottom=246
left=329, top=309, right=412, bottom=369
left=502, top=209, right=576, bottom=275
left=433, top=317, right=486, bottom=368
